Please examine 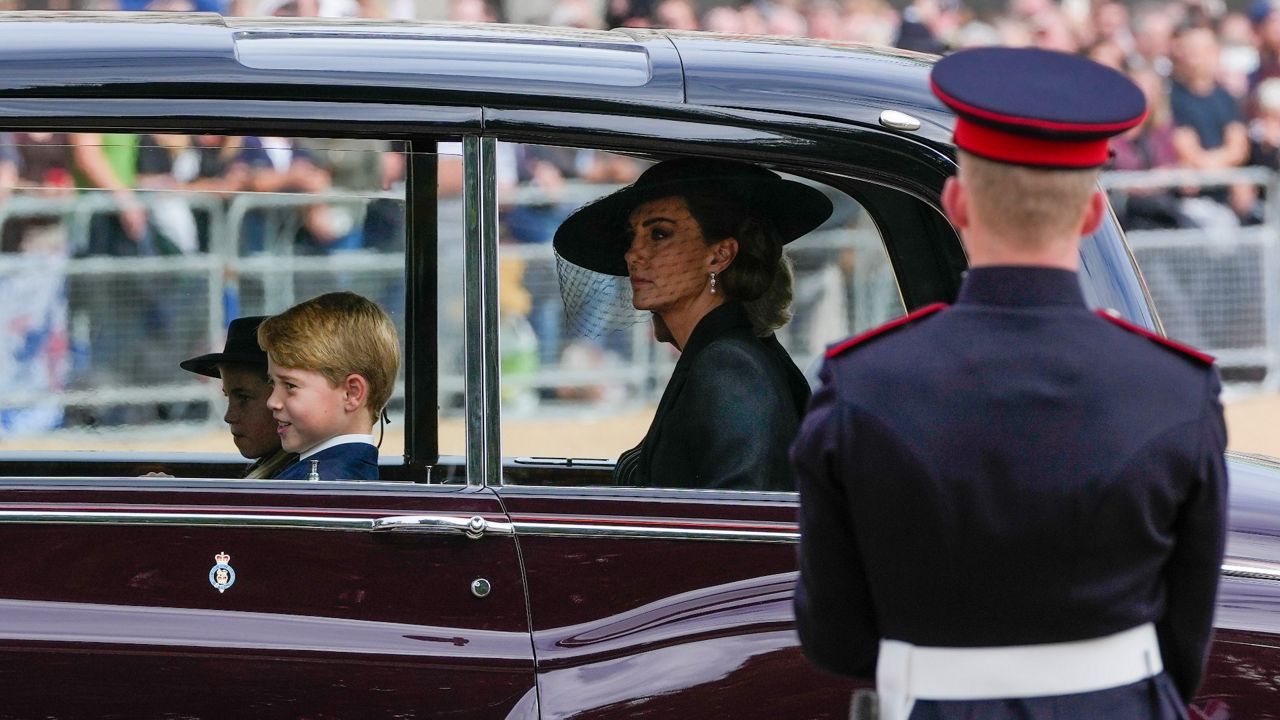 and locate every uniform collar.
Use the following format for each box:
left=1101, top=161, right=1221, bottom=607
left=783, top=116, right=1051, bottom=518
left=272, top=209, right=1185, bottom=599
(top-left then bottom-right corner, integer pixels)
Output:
left=956, top=266, right=1086, bottom=308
